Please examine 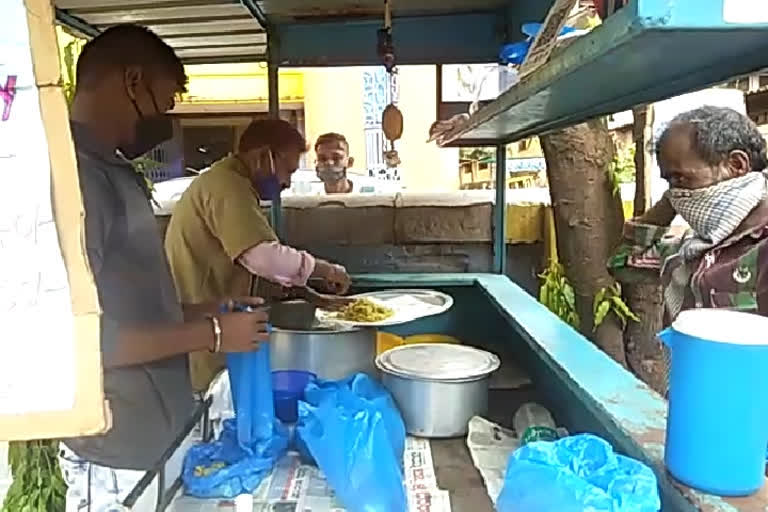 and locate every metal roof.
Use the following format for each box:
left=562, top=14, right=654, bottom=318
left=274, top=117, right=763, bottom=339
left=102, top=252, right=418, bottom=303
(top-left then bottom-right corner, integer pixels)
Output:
left=54, top=0, right=553, bottom=66
left=54, top=0, right=268, bottom=63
